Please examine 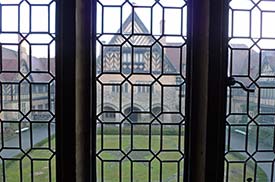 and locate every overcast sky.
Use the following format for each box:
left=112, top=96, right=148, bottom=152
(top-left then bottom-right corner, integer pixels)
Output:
left=1, top=0, right=275, bottom=57
left=0, top=0, right=56, bottom=58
